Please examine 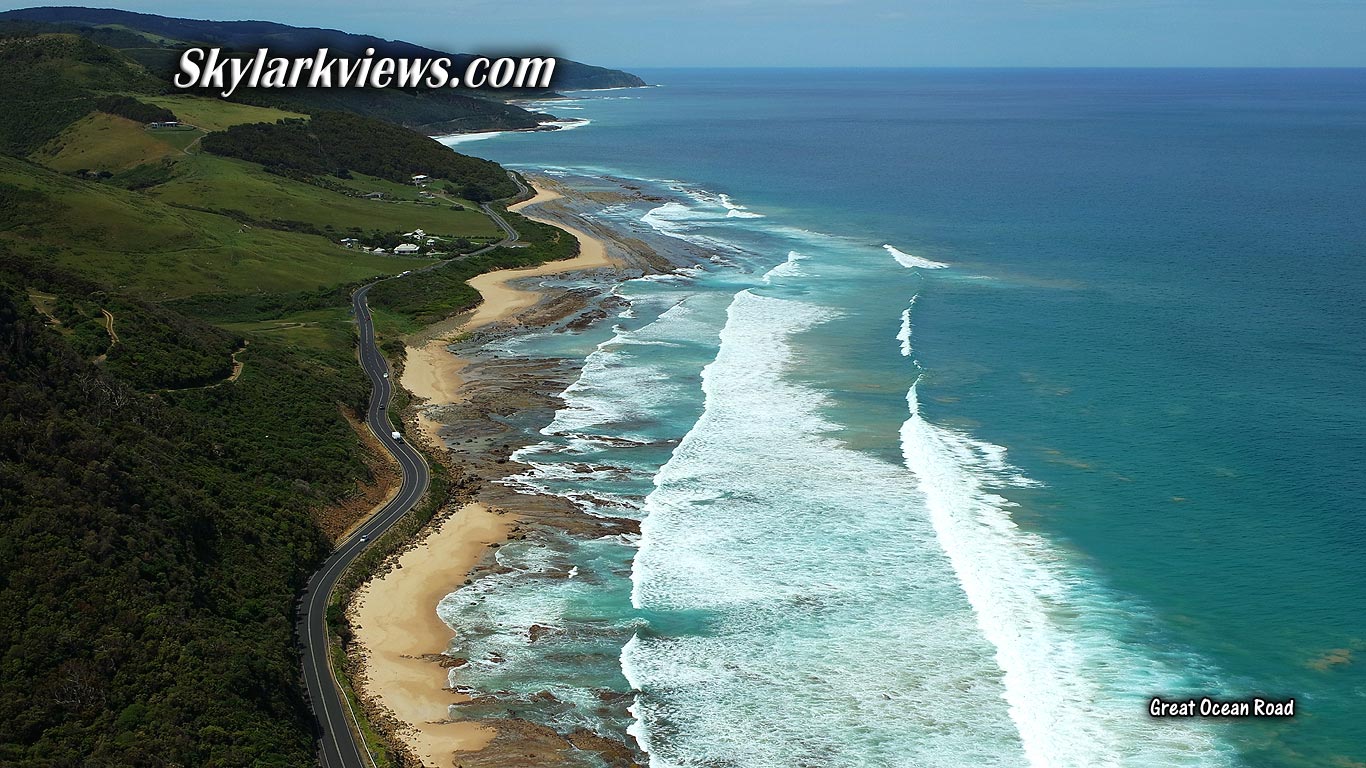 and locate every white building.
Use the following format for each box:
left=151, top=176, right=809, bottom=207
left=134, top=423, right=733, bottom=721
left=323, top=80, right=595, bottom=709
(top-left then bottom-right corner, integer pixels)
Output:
left=394, top=243, right=421, bottom=254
